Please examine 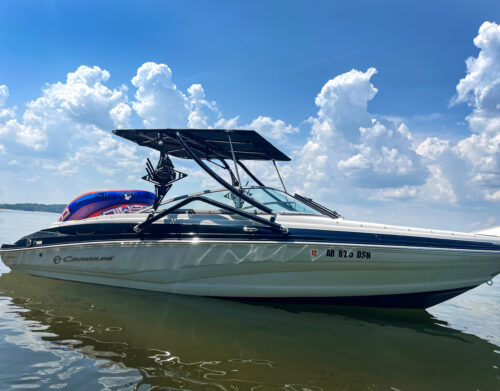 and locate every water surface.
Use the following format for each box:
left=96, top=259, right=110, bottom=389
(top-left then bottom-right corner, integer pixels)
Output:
left=0, top=209, right=499, bottom=390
